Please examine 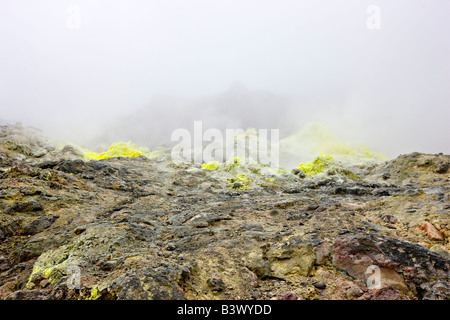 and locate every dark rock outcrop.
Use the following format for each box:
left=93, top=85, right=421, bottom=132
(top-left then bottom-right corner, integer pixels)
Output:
left=333, top=233, right=450, bottom=297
